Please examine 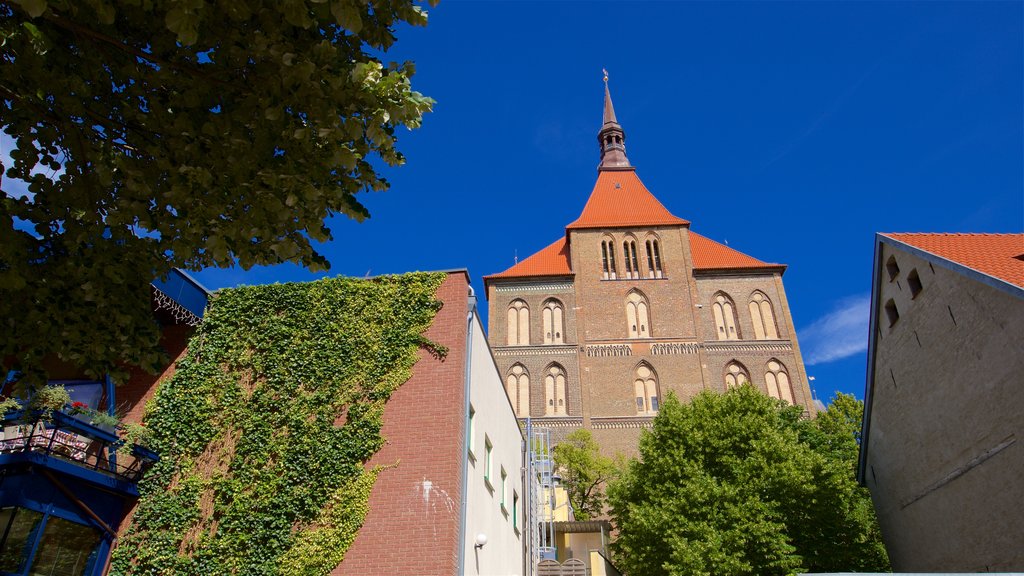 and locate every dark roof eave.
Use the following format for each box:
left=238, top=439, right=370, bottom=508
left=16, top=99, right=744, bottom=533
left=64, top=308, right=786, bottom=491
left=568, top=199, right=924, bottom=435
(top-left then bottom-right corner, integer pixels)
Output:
left=482, top=273, right=575, bottom=292
left=693, top=264, right=787, bottom=275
